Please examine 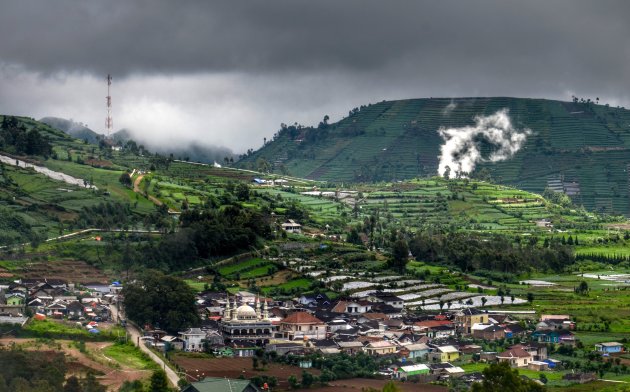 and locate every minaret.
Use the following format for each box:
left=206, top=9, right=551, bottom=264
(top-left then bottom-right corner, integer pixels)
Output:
left=263, top=297, right=269, bottom=320
left=255, top=295, right=261, bottom=320
left=224, top=296, right=232, bottom=321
